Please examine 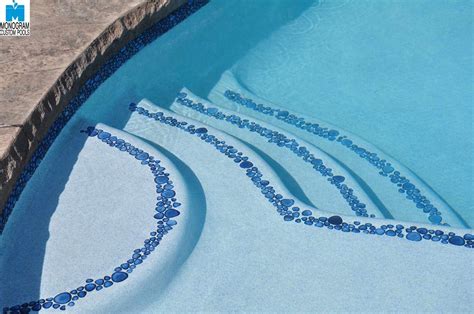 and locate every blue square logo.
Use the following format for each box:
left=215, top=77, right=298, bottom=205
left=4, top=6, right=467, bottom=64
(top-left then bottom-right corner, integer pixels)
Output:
left=6, top=3, right=25, bottom=21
